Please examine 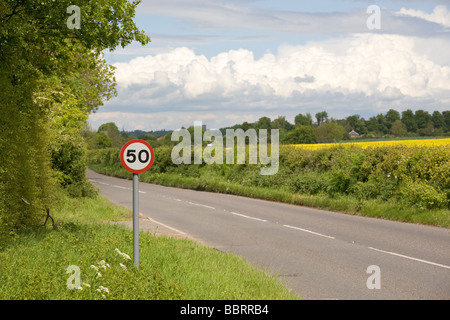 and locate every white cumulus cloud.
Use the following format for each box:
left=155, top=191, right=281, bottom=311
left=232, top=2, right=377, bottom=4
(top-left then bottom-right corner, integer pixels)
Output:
left=93, top=33, right=450, bottom=130
left=113, top=33, right=450, bottom=100
left=397, top=5, right=450, bottom=28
